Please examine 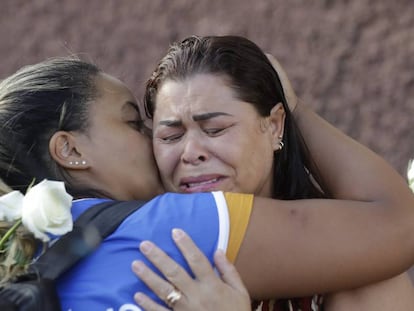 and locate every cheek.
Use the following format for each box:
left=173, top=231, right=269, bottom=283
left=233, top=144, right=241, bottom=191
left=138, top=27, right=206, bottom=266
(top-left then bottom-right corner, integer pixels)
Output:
left=250, top=142, right=274, bottom=177
left=107, top=131, right=140, bottom=154
left=234, top=132, right=274, bottom=174
left=137, top=141, right=153, bottom=162
left=153, top=143, right=177, bottom=175
left=125, top=133, right=154, bottom=165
